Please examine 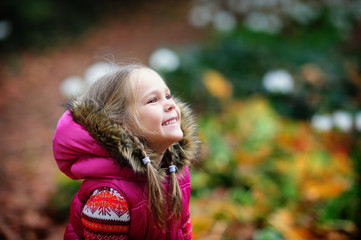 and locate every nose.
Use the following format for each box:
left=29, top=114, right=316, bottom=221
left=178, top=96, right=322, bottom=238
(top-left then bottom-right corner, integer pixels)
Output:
left=165, top=102, right=175, bottom=111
